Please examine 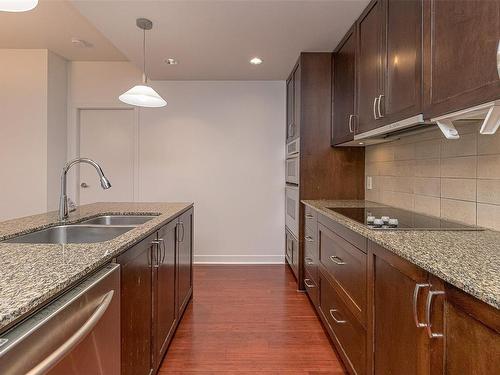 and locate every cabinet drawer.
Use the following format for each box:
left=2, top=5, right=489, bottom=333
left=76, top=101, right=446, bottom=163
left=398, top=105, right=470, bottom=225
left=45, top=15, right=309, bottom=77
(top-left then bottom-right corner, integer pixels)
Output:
left=318, top=213, right=366, bottom=253
left=319, top=223, right=366, bottom=321
left=304, top=226, right=318, bottom=283
left=304, top=270, right=319, bottom=307
left=304, top=205, right=317, bottom=231
left=285, top=228, right=298, bottom=277
left=320, top=272, right=366, bottom=375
